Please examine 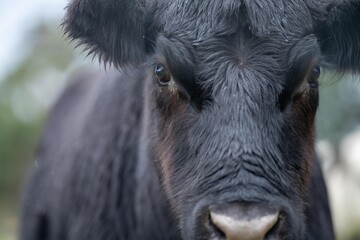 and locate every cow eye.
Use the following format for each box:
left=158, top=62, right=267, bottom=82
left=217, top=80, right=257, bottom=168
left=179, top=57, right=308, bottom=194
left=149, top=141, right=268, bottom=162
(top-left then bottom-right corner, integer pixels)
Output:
left=308, top=65, right=320, bottom=88
left=155, top=63, right=171, bottom=86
